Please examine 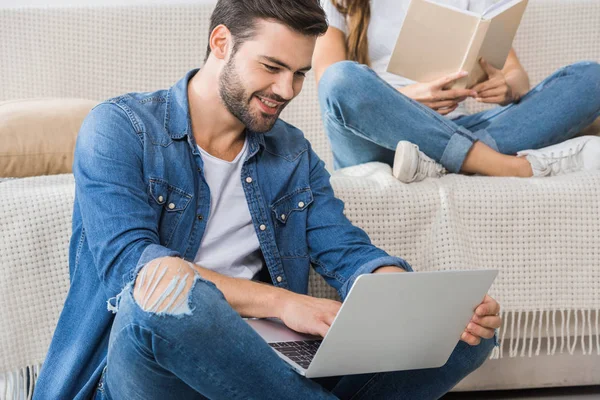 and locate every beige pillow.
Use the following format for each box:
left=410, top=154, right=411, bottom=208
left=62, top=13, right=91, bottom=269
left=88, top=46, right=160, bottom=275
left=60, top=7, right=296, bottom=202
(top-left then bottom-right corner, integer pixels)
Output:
left=0, top=98, right=98, bottom=178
